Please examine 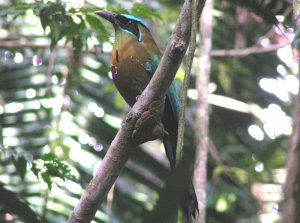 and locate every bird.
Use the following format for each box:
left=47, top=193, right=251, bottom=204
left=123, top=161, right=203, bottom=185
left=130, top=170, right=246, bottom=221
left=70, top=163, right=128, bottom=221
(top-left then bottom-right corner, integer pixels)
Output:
left=95, top=10, right=198, bottom=219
